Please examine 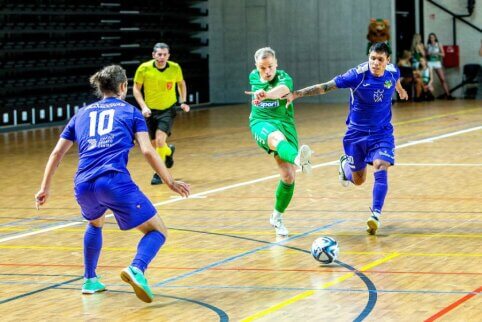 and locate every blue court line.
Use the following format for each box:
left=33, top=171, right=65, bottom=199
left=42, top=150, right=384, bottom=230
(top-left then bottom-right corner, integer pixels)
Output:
left=0, top=276, right=83, bottom=305
left=153, top=220, right=346, bottom=287
left=58, top=287, right=229, bottom=322
left=170, top=226, right=378, bottom=321
left=0, top=273, right=78, bottom=277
